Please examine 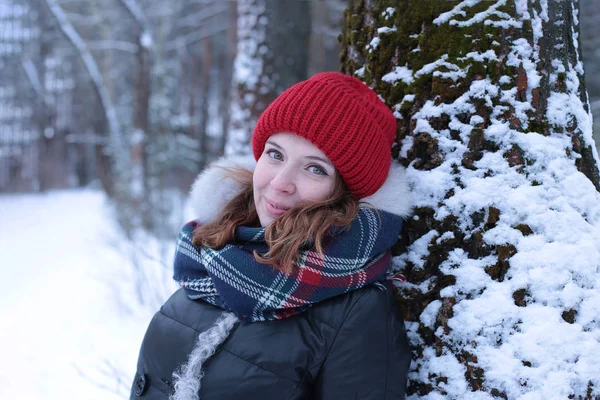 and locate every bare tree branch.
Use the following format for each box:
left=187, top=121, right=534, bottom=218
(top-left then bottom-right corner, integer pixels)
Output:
left=86, top=40, right=139, bottom=54
left=166, top=23, right=230, bottom=51
left=21, top=59, right=51, bottom=104
left=44, top=0, right=129, bottom=173
left=176, top=1, right=229, bottom=29
left=116, top=0, right=151, bottom=33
